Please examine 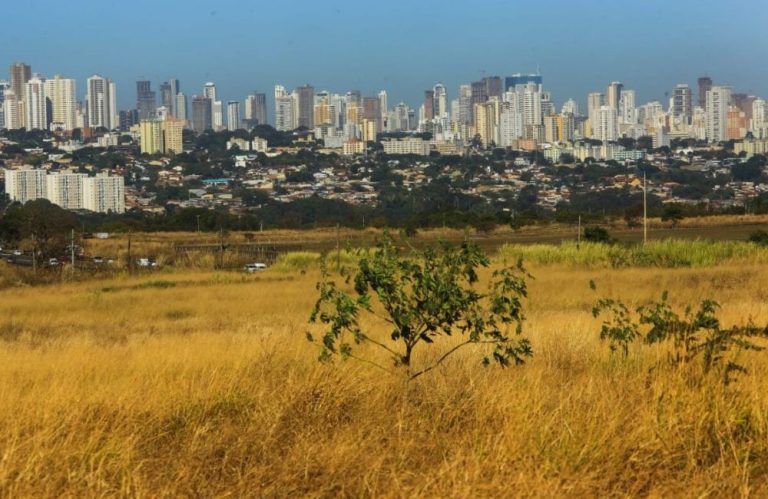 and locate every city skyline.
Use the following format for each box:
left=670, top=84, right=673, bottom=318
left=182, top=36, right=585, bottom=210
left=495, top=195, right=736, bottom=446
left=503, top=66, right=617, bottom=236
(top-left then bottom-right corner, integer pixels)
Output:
left=1, top=0, right=767, bottom=111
